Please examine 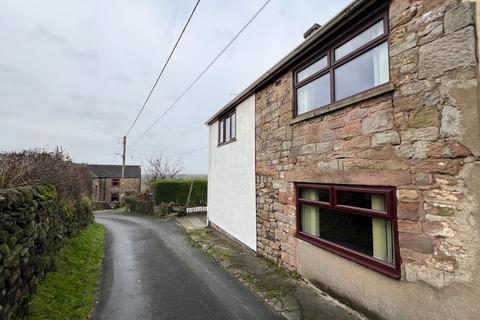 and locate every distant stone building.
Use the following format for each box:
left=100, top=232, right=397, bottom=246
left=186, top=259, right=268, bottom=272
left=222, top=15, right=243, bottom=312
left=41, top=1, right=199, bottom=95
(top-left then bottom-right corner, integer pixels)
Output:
left=88, top=164, right=141, bottom=203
